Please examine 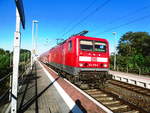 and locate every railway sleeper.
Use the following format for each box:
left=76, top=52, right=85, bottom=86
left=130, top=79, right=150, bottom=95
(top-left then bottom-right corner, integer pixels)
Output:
left=102, top=100, right=120, bottom=105
left=92, top=93, right=108, bottom=98
left=85, top=91, right=104, bottom=95
left=123, top=110, right=140, bottom=113
left=84, top=89, right=99, bottom=92
left=109, top=104, right=128, bottom=110
left=96, top=97, right=113, bottom=101
left=113, top=107, right=137, bottom=113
